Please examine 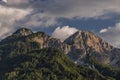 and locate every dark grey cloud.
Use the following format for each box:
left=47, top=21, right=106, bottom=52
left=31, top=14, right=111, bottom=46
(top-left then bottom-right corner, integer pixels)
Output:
left=0, top=4, right=32, bottom=39
left=1, top=0, right=120, bottom=18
